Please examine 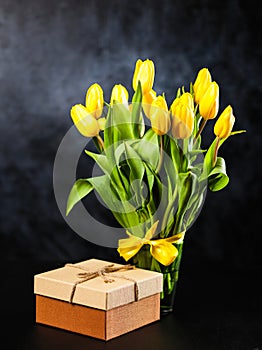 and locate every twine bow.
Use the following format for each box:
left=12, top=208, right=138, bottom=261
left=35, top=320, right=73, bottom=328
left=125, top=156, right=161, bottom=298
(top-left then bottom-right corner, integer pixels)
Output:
left=118, top=221, right=185, bottom=266
left=65, top=263, right=138, bottom=303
